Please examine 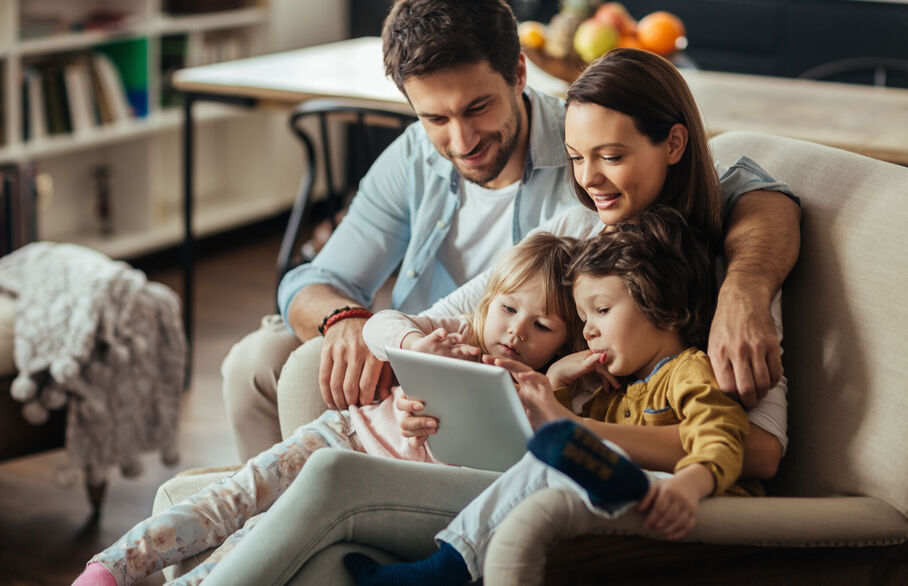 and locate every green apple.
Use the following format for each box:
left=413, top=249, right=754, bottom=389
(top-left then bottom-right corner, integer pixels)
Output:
left=573, top=18, right=620, bottom=63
